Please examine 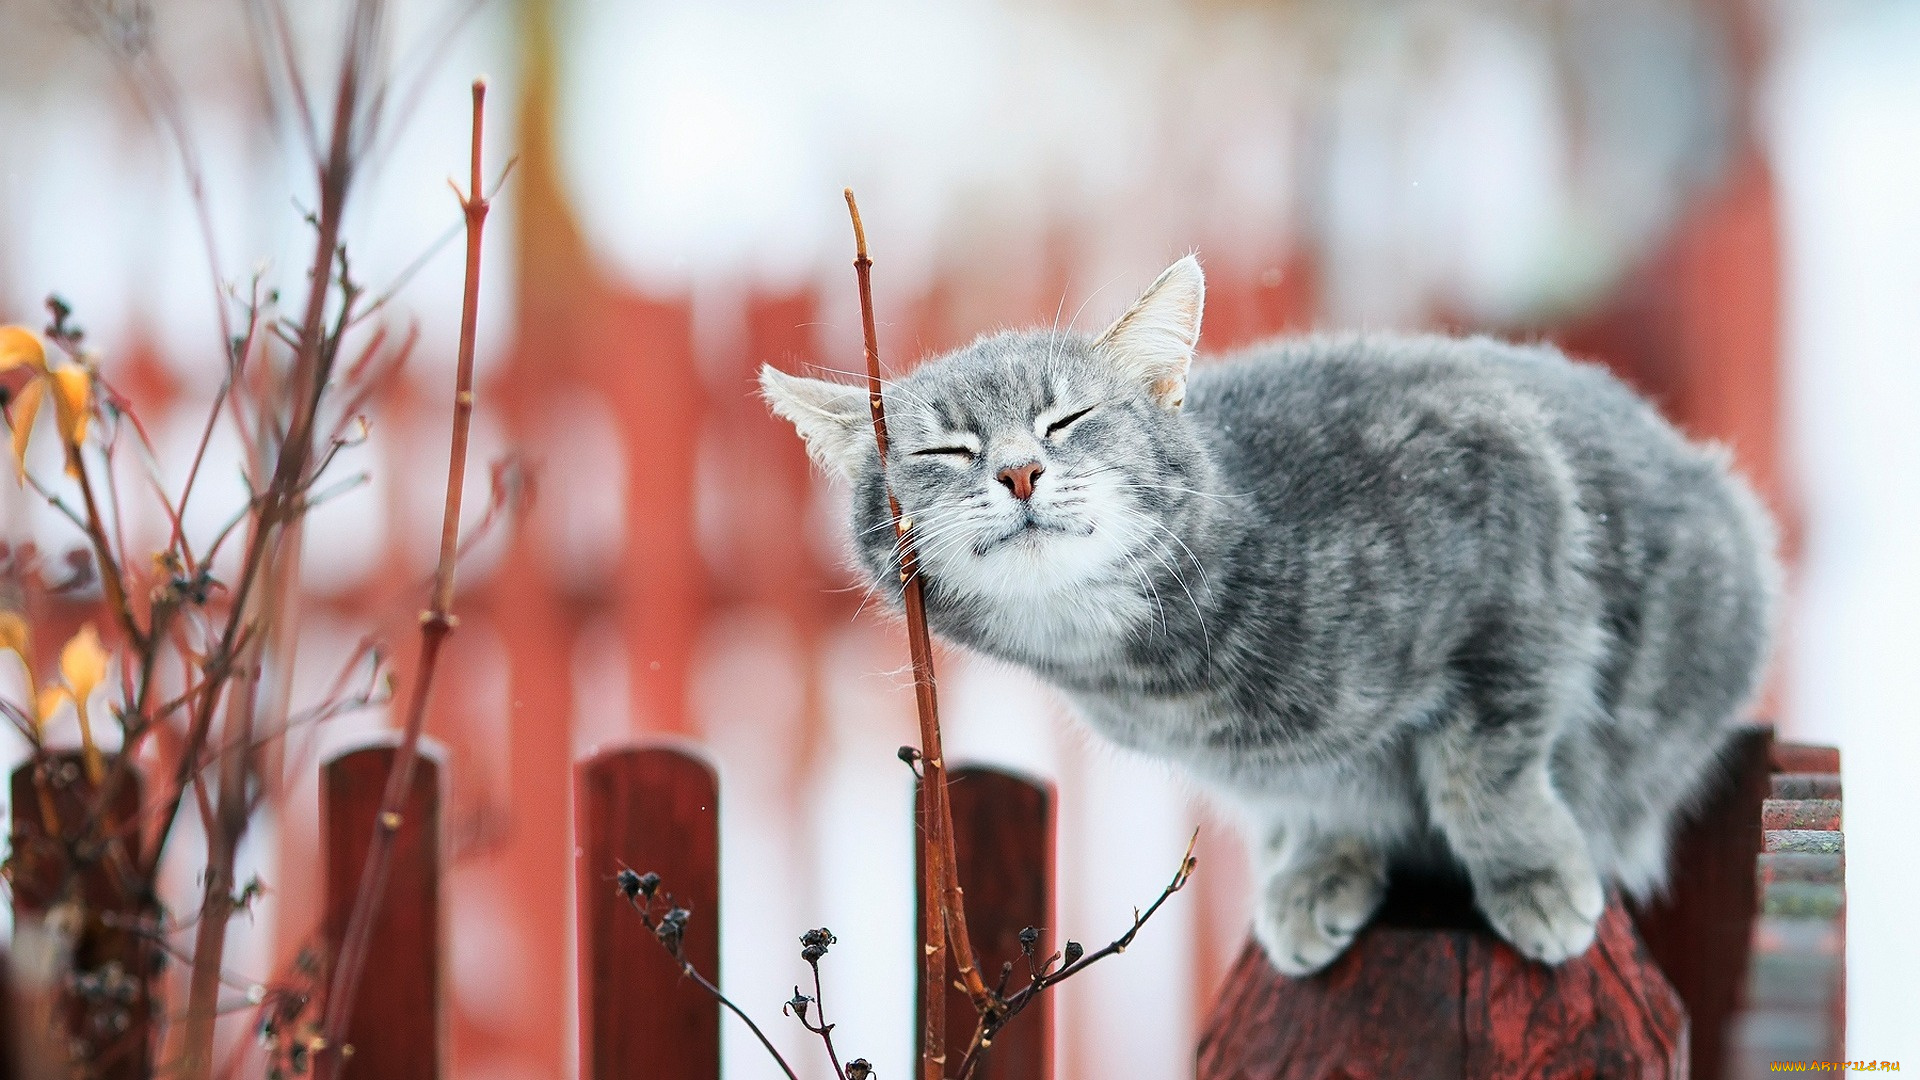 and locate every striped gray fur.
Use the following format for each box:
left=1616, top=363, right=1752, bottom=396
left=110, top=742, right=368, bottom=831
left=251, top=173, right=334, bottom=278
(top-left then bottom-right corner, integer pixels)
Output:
left=762, top=256, right=1778, bottom=975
